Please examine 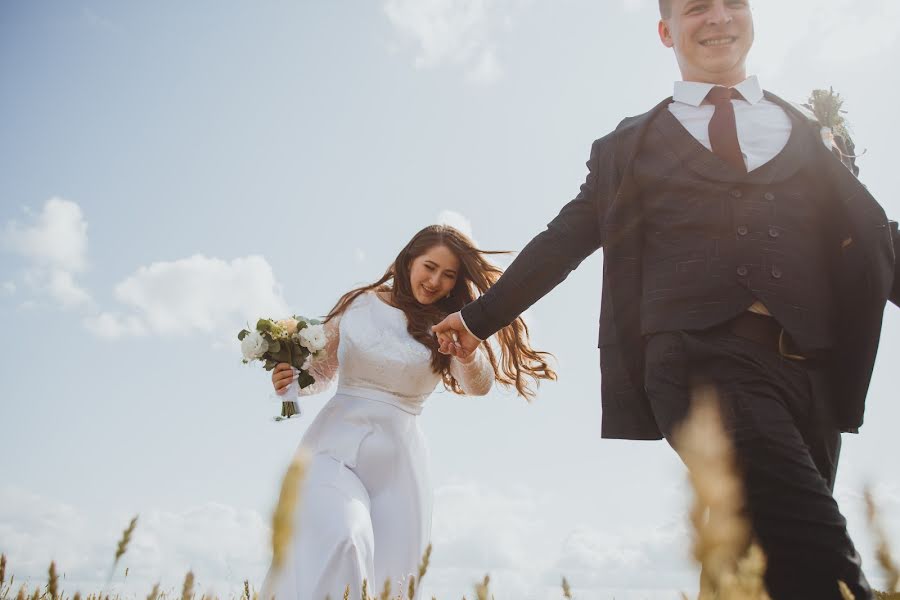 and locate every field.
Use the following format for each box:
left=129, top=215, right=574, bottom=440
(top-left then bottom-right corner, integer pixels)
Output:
left=2, top=397, right=898, bottom=600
